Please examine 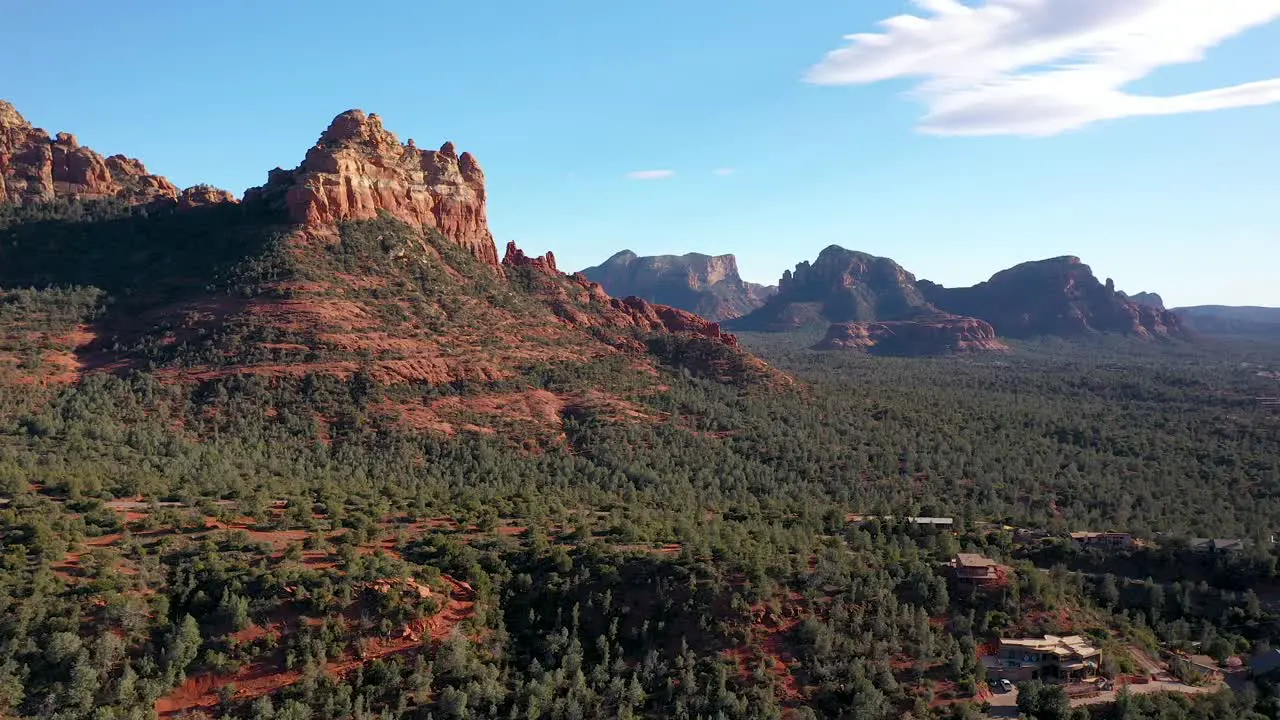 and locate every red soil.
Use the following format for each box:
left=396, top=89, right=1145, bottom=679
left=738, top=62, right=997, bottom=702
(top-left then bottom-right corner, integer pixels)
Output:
left=724, top=595, right=805, bottom=704
left=155, top=576, right=476, bottom=717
